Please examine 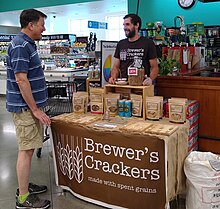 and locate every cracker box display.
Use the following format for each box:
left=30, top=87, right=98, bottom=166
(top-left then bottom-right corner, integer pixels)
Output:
left=90, top=88, right=104, bottom=114
left=168, top=98, right=188, bottom=123
left=72, top=91, right=88, bottom=113
left=146, top=97, right=161, bottom=120
left=104, top=93, right=120, bottom=116
left=130, top=94, right=143, bottom=117
left=152, top=96, right=163, bottom=118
